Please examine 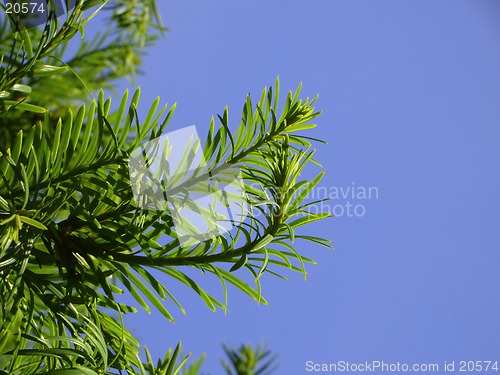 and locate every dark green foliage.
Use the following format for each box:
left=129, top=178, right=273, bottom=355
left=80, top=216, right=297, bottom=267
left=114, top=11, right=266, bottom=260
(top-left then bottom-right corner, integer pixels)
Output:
left=0, top=1, right=331, bottom=373
left=221, top=344, right=278, bottom=375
